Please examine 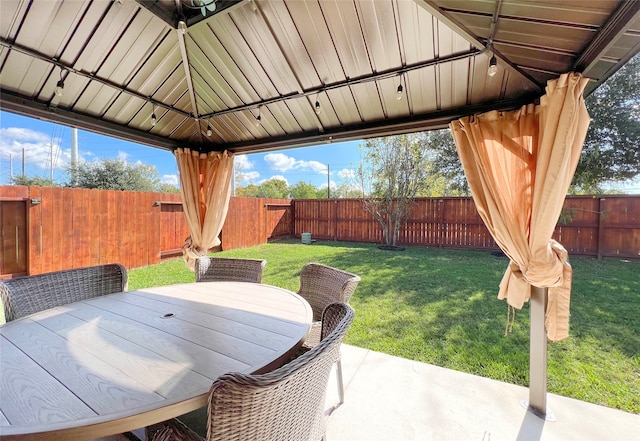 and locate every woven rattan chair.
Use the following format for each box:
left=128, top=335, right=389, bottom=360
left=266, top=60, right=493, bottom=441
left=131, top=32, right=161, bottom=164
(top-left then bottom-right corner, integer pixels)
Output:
left=194, top=257, right=266, bottom=283
left=0, top=263, right=128, bottom=322
left=297, top=263, right=360, bottom=407
left=147, top=302, right=355, bottom=441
